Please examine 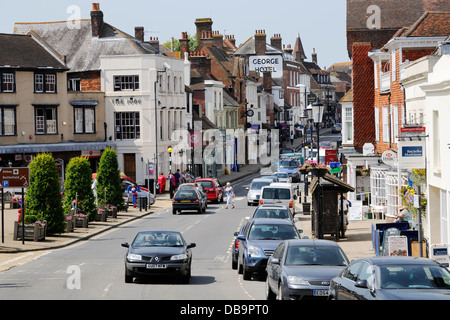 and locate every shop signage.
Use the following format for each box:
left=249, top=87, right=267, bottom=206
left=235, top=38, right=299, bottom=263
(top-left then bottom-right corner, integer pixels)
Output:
left=430, top=245, right=449, bottom=267
left=388, top=236, right=408, bottom=256
left=398, top=140, right=425, bottom=169
left=249, top=55, right=283, bottom=78
left=381, top=150, right=397, bottom=166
